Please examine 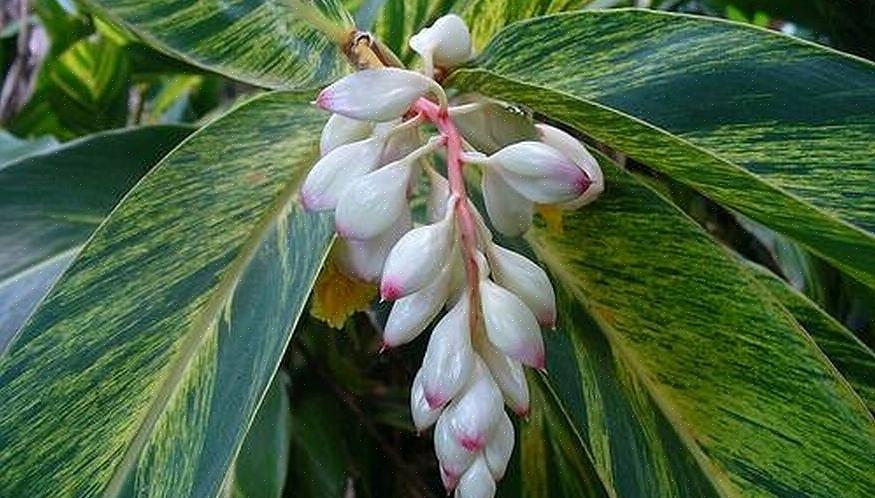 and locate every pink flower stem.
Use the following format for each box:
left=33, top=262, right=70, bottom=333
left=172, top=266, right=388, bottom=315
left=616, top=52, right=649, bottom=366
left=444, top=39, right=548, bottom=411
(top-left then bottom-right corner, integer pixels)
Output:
left=413, top=97, right=481, bottom=330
